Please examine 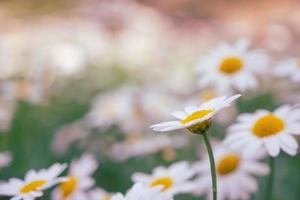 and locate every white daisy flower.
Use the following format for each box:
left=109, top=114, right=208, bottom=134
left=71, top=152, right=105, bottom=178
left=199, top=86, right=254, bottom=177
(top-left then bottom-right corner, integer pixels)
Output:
left=111, top=183, right=173, bottom=200
left=150, top=94, right=241, bottom=133
left=196, top=39, right=269, bottom=93
left=132, top=161, right=196, bottom=195
left=192, top=143, right=269, bottom=200
left=84, top=86, right=143, bottom=133
left=0, top=163, right=67, bottom=200
left=274, top=57, right=300, bottom=83
left=88, top=187, right=111, bottom=200
left=225, top=105, right=300, bottom=157
left=52, top=154, right=98, bottom=200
